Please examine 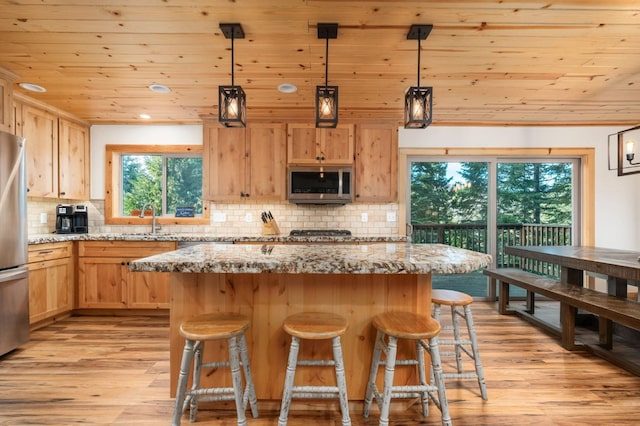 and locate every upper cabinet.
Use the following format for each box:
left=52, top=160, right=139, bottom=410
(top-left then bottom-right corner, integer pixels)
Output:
left=203, top=122, right=286, bottom=201
left=355, top=123, right=398, bottom=203
left=0, top=67, right=17, bottom=133
left=17, top=103, right=58, bottom=197
left=15, top=96, right=90, bottom=200
left=58, top=118, right=90, bottom=200
left=287, top=123, right=354, bottom=165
